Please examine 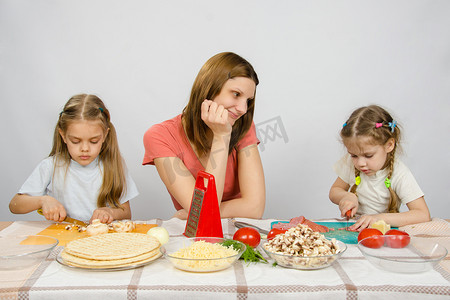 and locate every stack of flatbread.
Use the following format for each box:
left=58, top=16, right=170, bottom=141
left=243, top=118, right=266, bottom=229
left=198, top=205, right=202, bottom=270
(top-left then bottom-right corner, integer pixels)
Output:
left=61, top=233, right=161, bottom=269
